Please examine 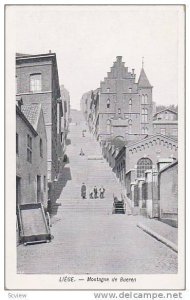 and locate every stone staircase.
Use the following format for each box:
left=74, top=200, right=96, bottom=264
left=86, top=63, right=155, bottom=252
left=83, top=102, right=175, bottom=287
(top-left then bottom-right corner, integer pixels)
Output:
left=51, top=118, right=132, bottom=217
